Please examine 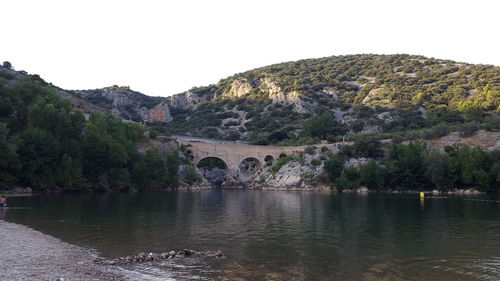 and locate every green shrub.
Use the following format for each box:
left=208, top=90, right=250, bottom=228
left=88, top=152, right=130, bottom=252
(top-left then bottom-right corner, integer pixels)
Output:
left=304, top=145, right=316, bottom=155
left=271, top=154, right=295, bottom=176
left=310, top=158, right=321, bottom=167
left=184, top=164, right=202, bottom=185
